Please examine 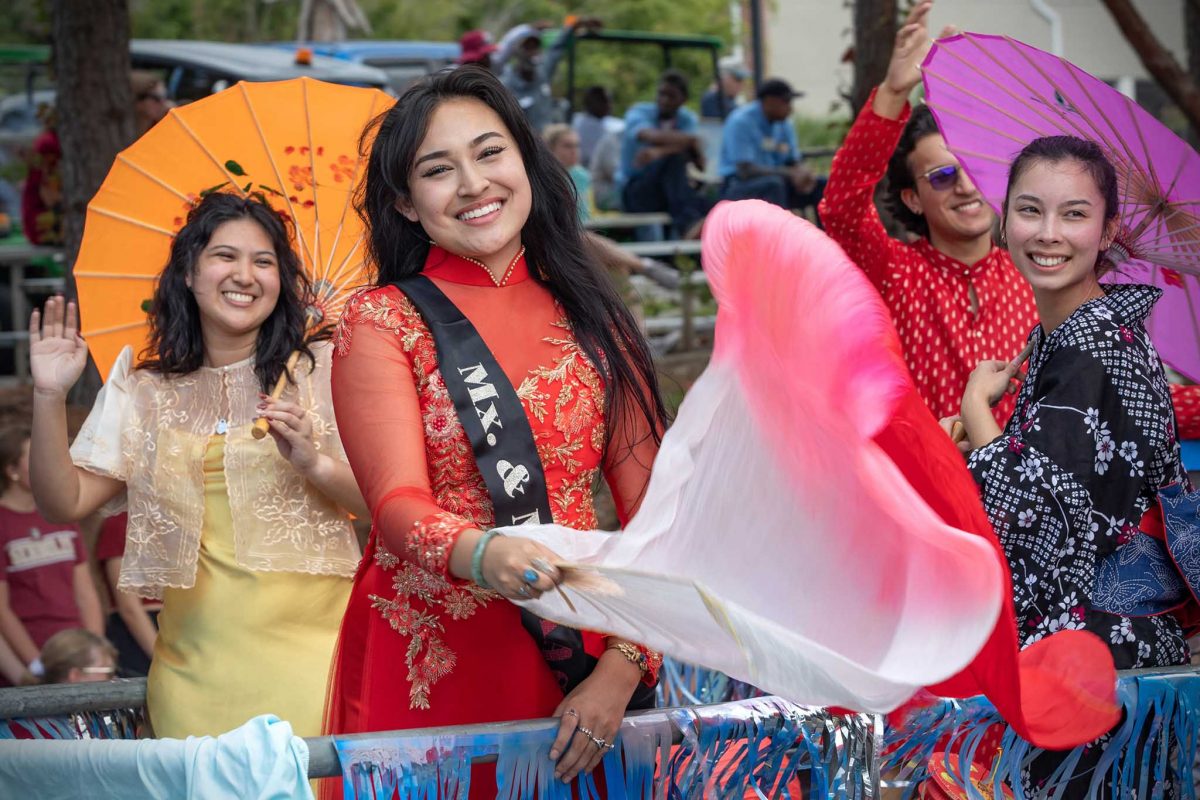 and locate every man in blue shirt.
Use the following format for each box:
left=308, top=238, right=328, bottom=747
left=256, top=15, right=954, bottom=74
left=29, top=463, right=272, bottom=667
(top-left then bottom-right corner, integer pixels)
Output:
left=619, top=70, right=711, bottom=237
left=718, top=78, right=824, bottom=218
